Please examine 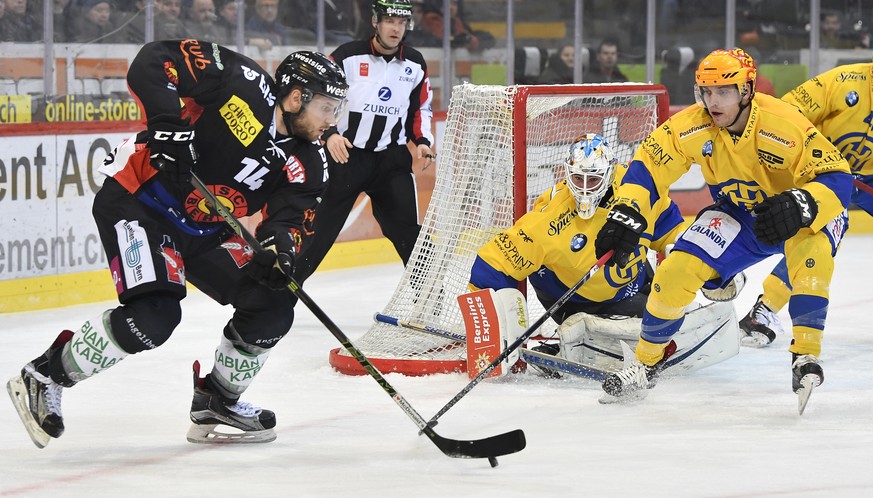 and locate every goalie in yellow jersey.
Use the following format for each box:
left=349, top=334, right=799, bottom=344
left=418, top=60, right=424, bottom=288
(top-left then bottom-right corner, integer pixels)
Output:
left=464, top=134, right=742, bottom=380
left=740, top=62, right=873, bottom=347
left=595, top=48, right=853, bottom=412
